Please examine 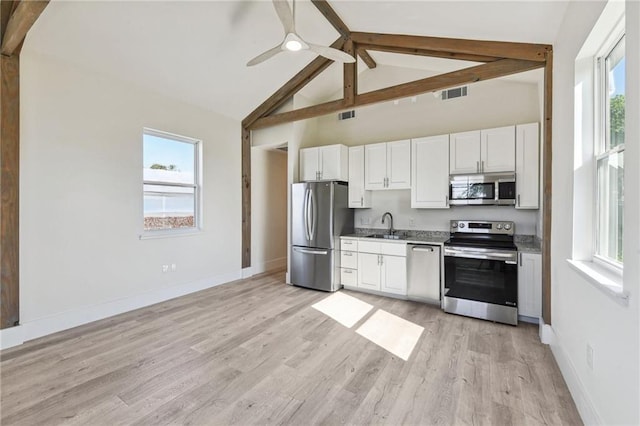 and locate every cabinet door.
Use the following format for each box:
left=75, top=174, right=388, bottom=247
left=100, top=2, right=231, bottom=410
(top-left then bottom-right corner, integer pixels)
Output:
left=480, top=126, right=515, bottom=173
left=516, top=123, right=540, bottom=209
left=358, top=252, right=381, bottom=291
left=299, top=147, right=319, bottom=181
left=411, top=135, right=450, bottom=208
left=348, top=146, right=371, bottom=208
left=381, top=255, right=407, bottom=295
left=364, top=143, right=387, bottom=190
left=518, top=252, right=542, bottom=318
left=319, top=145, right=348, bottom=181
left=386, top=140, right=411, bottom=189
left=450, top=130, right=481, bottom=174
